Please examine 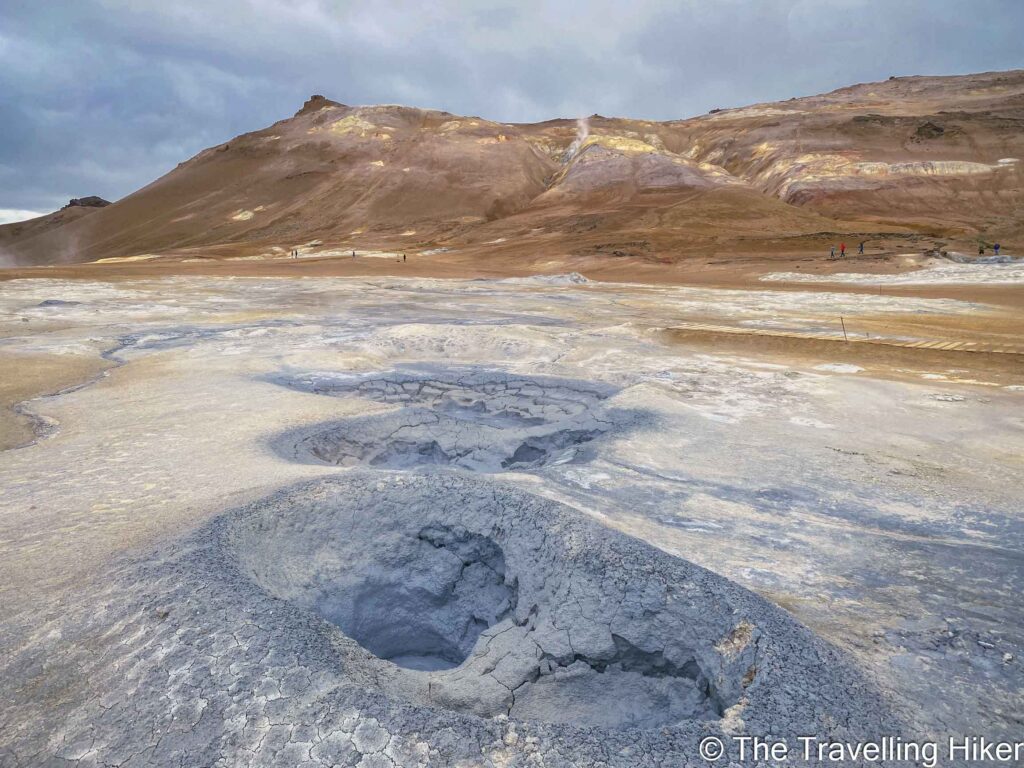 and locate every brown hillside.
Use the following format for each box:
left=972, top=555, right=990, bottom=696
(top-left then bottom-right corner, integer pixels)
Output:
left=3, top=71, right=1022, bottom=268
